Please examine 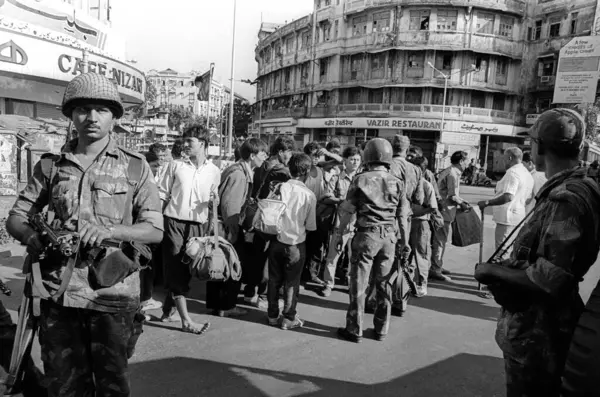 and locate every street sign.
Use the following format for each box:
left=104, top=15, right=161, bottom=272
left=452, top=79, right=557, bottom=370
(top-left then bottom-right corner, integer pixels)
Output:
left=554, top=36, right=600, bottom=104
left=526, top=114, right=540, bottom=125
